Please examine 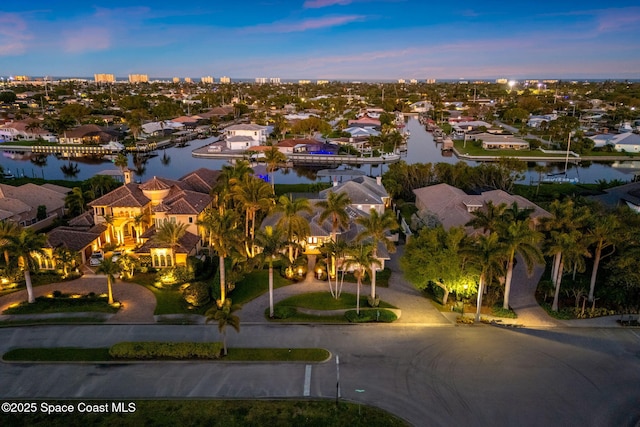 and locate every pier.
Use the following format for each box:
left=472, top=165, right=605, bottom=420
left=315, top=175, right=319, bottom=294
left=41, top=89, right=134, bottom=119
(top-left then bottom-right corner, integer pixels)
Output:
left=0, top=144, right=124, bottom=155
